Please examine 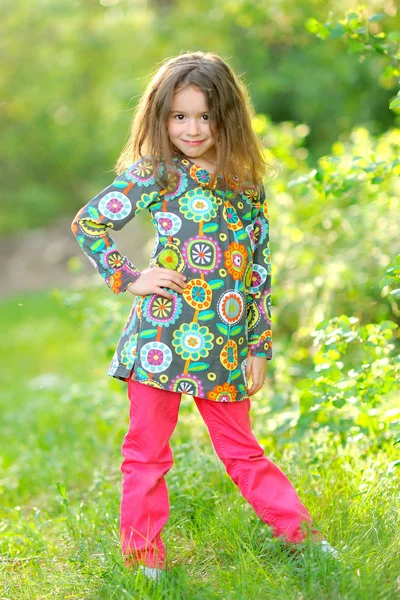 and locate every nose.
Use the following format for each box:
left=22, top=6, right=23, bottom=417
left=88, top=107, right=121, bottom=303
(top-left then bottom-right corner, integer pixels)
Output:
left=187, top=118, right=201, bottom=136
